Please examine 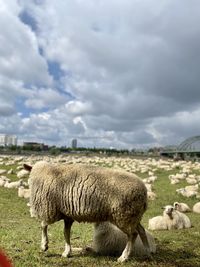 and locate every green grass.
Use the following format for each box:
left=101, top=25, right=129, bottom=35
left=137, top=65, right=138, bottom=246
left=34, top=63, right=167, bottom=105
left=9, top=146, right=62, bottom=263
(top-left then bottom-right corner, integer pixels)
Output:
left=1, top=160, right=200, bottom=266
